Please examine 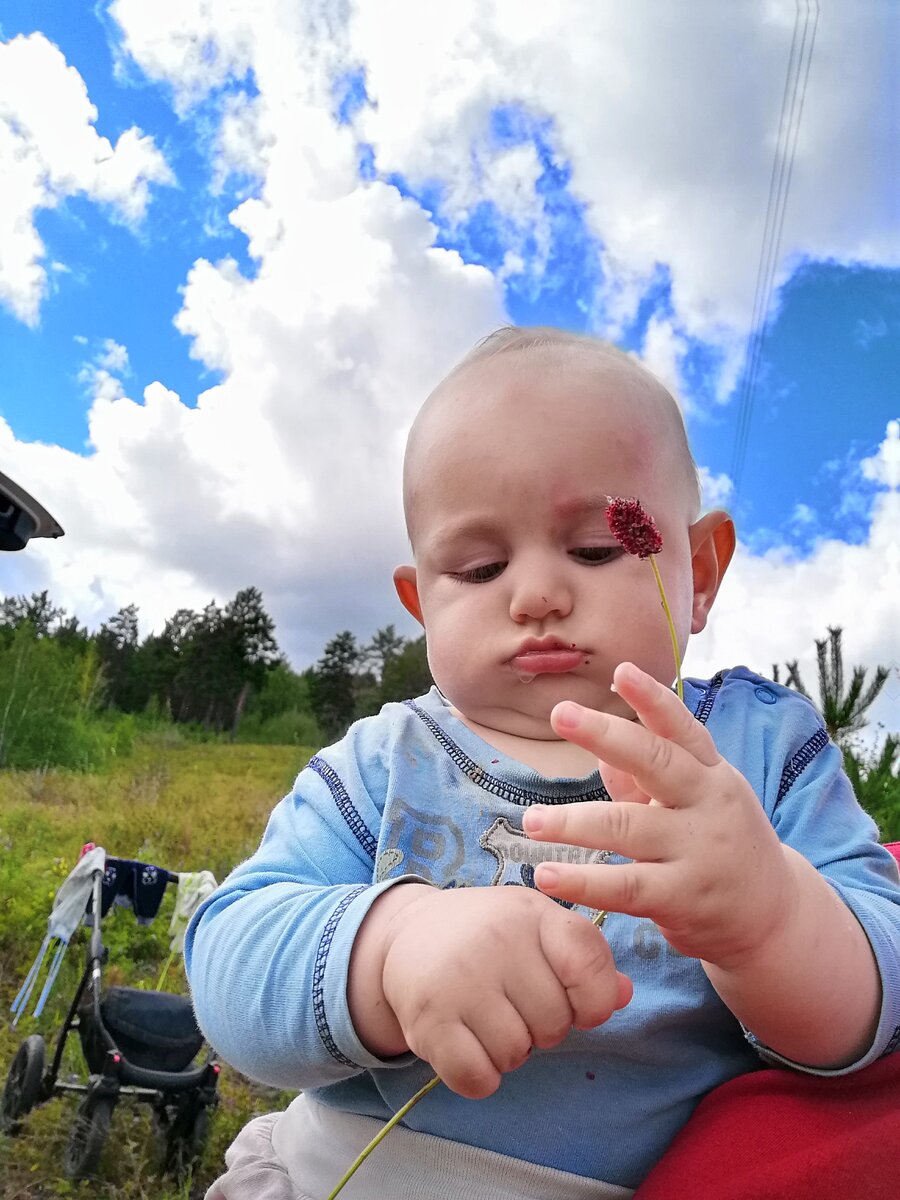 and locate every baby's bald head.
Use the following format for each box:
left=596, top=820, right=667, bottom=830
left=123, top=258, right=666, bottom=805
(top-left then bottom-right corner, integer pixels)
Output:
left=403, top=326, right=701, bottom=548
